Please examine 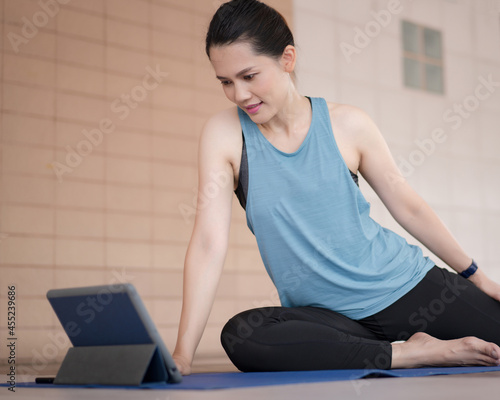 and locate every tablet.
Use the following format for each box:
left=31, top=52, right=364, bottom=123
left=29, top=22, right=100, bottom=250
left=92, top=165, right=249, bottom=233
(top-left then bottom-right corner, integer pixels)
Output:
left=46, top=283, right=182, bottom=384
